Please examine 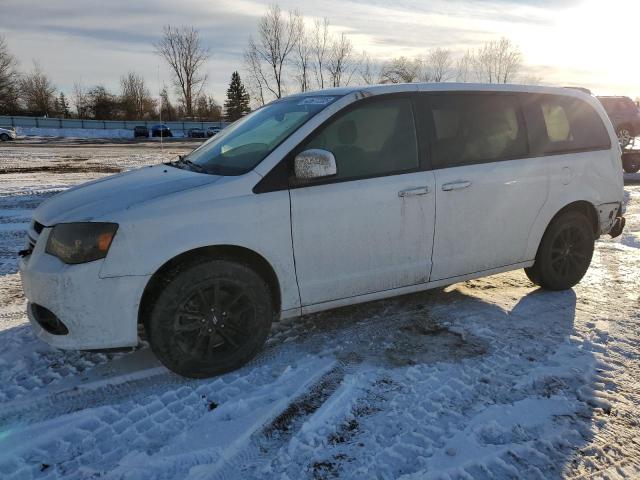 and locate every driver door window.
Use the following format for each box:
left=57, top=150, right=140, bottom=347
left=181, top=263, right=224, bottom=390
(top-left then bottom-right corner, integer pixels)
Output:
left=303, top=97, right=419, bottom=181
